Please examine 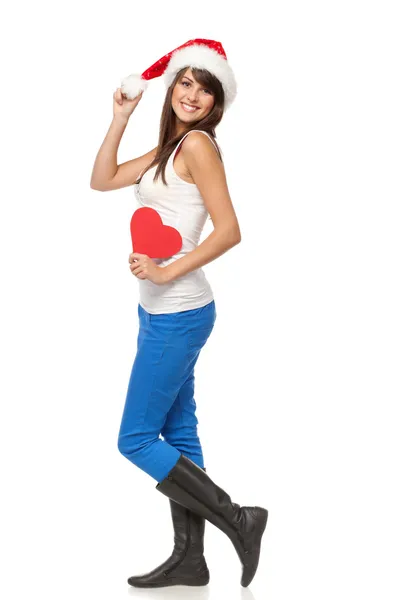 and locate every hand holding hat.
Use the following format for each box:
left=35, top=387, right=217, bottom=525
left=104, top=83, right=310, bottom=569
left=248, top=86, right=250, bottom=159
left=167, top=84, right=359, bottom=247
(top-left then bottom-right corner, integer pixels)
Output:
left=121, top=38, right=237, bottom=110
left=113, top=87, right=144, bottom=120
